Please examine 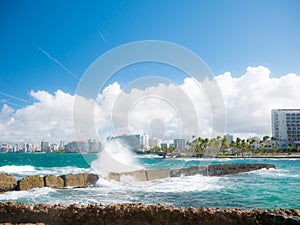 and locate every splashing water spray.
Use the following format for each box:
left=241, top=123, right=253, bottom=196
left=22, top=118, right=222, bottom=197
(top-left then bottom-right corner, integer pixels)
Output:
left=73, top=40, right=225, bottom=180
left=91, top=140, right=144, bottom=178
